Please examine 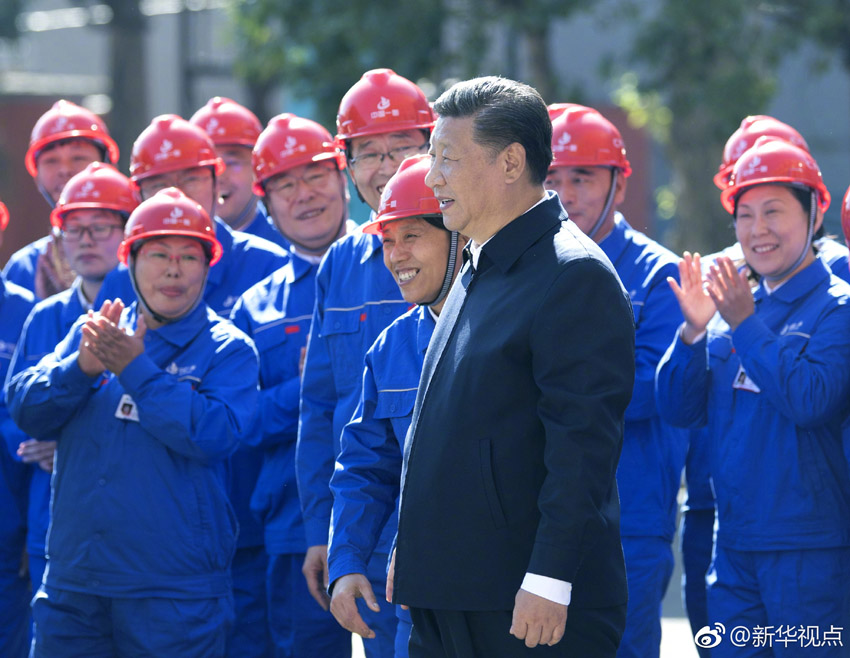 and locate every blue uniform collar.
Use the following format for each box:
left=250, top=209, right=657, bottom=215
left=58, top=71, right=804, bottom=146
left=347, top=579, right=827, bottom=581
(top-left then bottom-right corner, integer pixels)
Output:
left=129, top=300, right=209, bottom=348
left=479, top=191, right=563, bottom=275
left=288, top=249, right=317, bottom=283
left=358, top=227, right=384, bottom=265
left=417, top=305, right=436, bottom=353
left=753, top=256, right=830, bottom=305
left=208, top=217, right=234, bottom=288
left=598, top=213, right=629, bottom=263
